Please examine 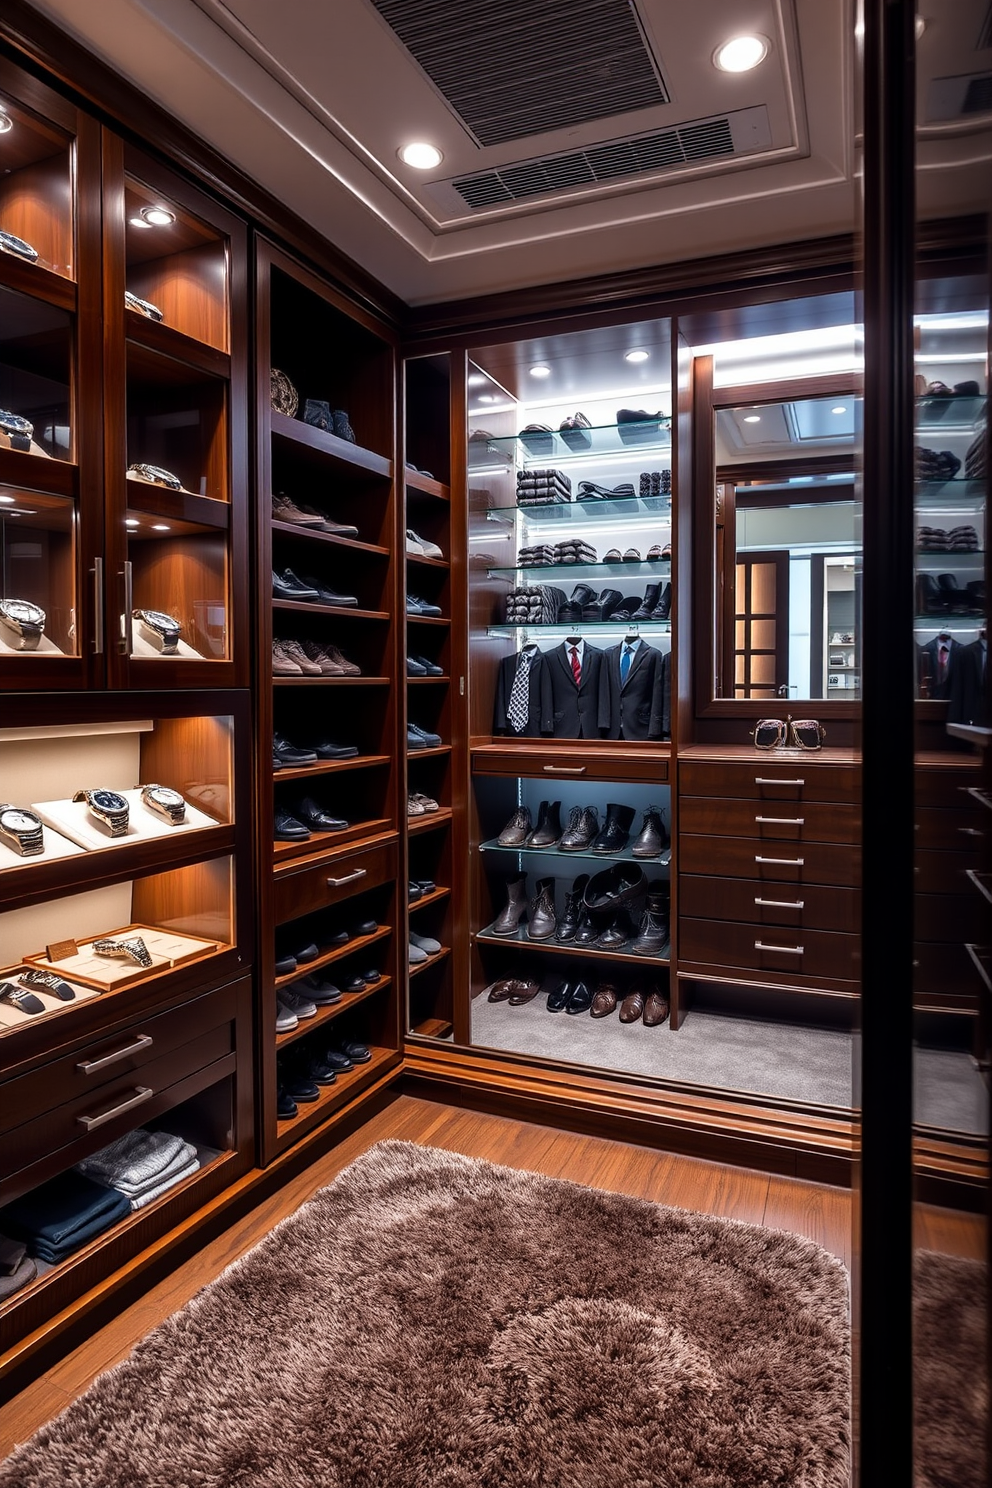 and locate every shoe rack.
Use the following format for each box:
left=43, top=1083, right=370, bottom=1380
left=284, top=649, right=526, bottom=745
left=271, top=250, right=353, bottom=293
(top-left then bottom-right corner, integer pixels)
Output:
left=253, top=240, right=403, bottom=1164
left=401, top=352, right=471, bottom=1043
left=0, top=58, right=254, bottom=1371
